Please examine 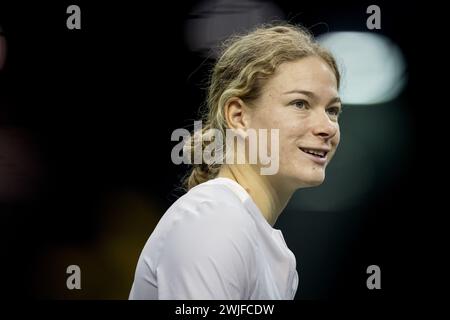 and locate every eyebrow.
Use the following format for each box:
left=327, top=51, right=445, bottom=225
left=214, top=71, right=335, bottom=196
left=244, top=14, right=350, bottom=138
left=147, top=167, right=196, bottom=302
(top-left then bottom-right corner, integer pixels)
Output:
left=283, top=89, right=341, bottom=105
